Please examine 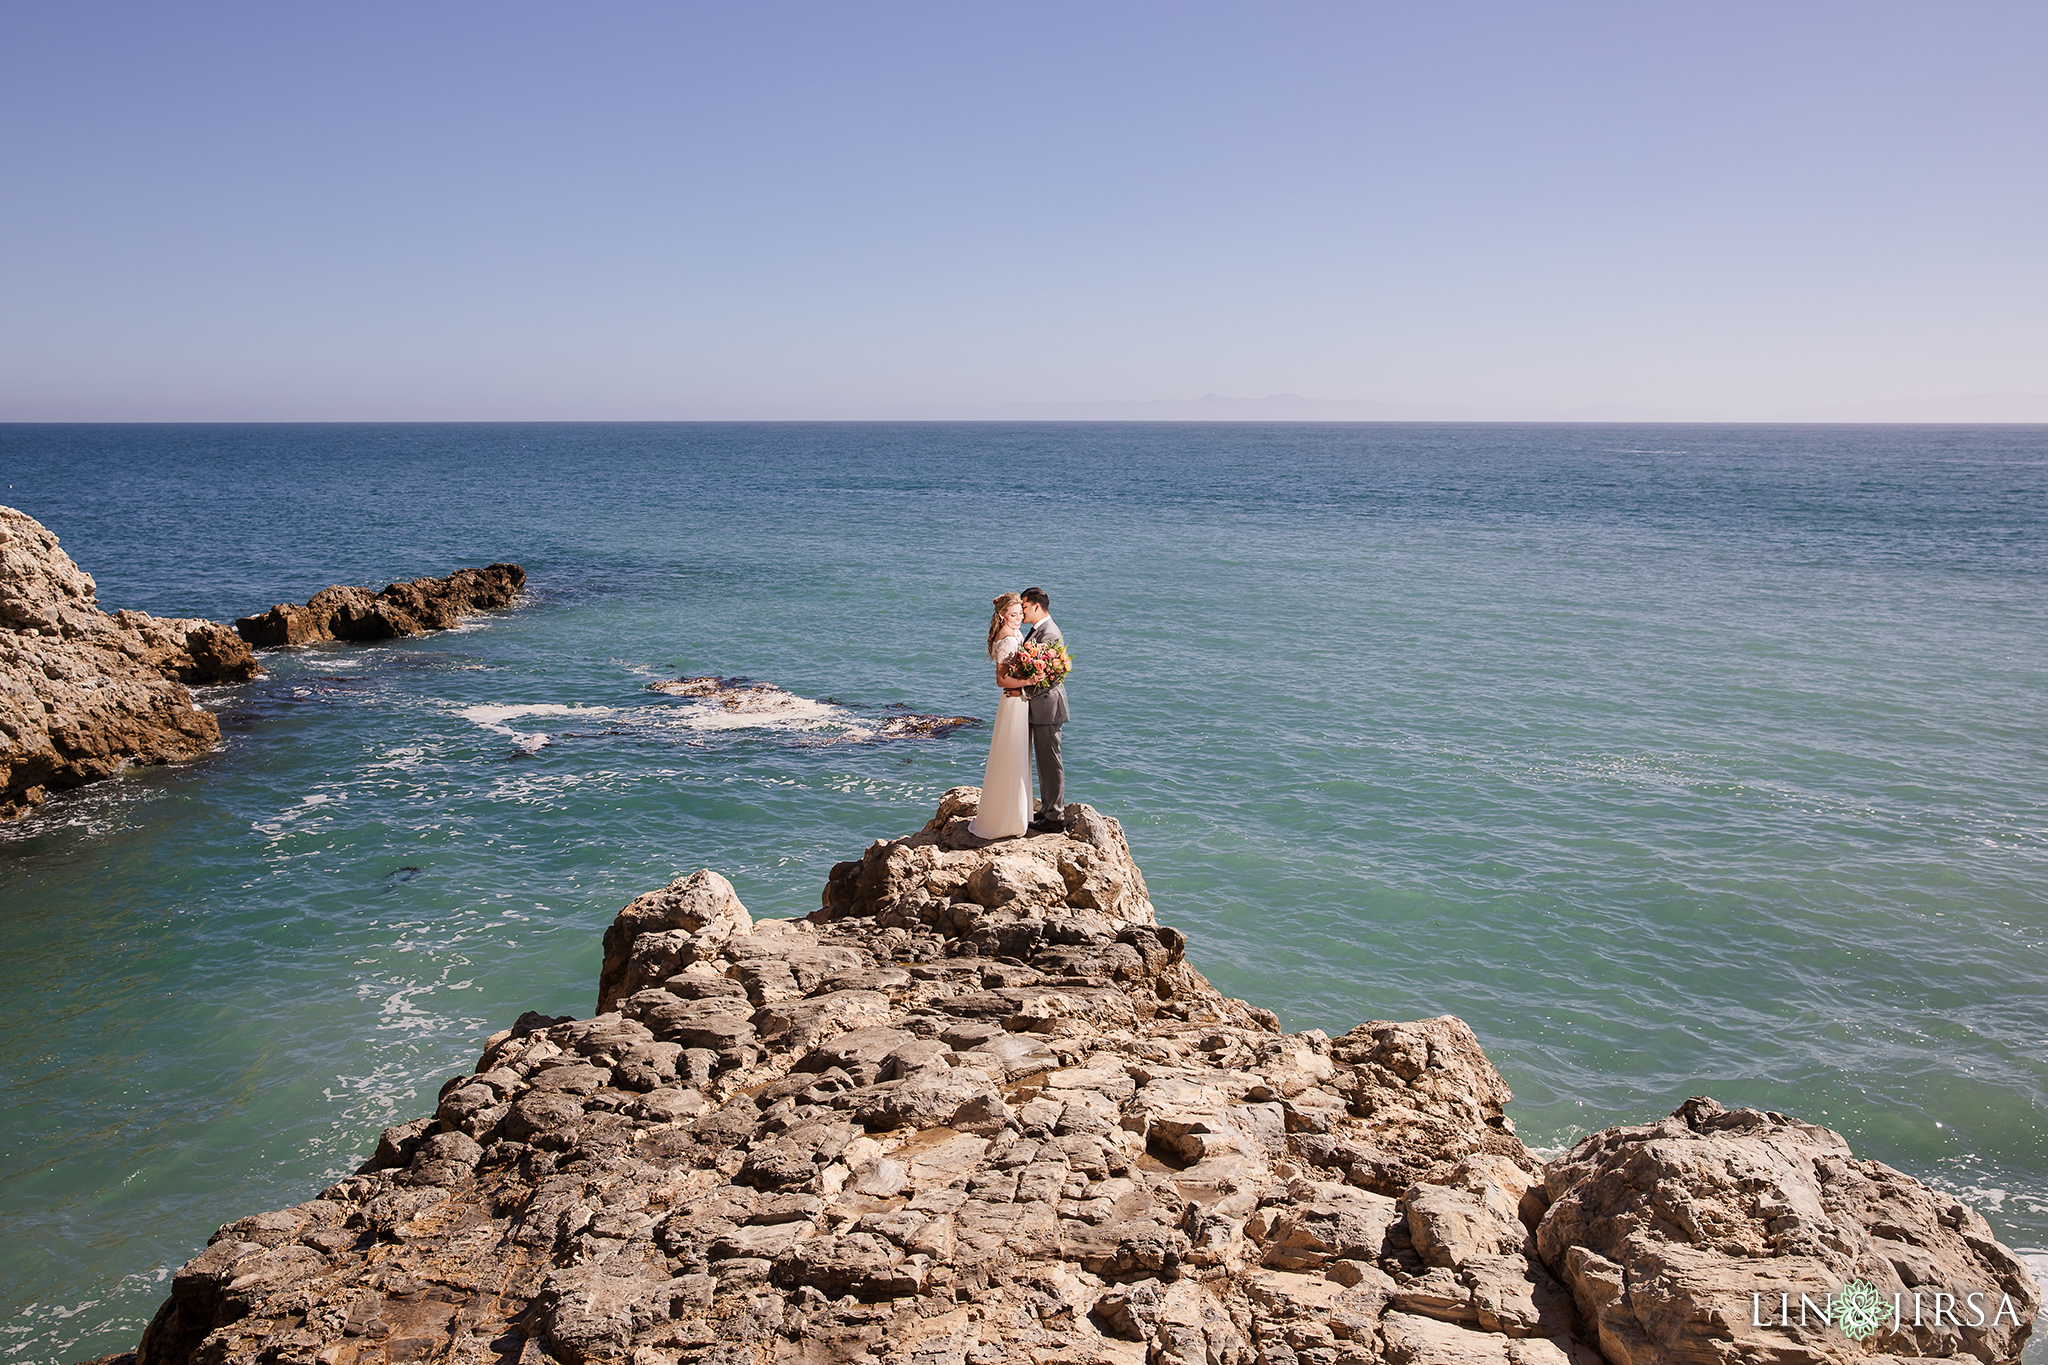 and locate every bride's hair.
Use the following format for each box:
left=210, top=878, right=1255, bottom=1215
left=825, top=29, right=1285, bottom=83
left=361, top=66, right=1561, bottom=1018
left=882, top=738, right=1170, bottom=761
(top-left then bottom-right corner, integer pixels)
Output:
left=985, top=593, right=1021, bottom=659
